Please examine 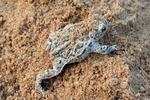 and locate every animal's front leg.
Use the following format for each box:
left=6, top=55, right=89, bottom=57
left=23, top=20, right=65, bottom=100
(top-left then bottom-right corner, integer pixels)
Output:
left=91, top=42, right=117, bottom=54
left=35, top=57, right=67, bottom=93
